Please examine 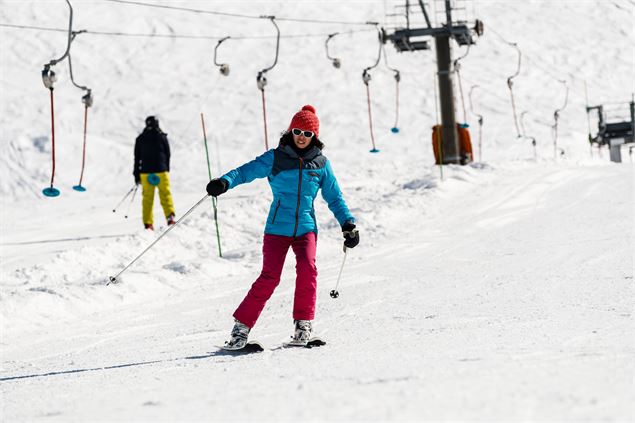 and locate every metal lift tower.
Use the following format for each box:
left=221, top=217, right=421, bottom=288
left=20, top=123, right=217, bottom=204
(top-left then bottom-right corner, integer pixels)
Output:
left=384, top=0, right=483, bottom=164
